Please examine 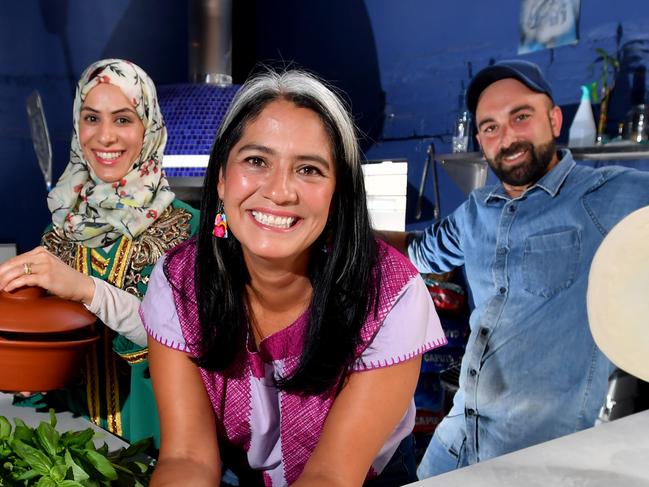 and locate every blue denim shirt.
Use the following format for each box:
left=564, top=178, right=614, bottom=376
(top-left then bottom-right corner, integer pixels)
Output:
left=409, top=150, right=649, bottom=463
